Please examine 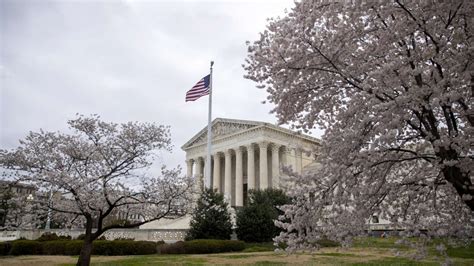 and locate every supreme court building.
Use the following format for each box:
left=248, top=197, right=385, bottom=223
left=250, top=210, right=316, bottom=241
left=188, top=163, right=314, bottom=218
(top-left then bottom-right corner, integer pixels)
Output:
left=182, top=118, right=321, bottom=207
